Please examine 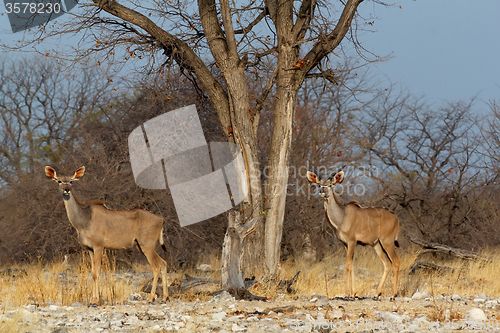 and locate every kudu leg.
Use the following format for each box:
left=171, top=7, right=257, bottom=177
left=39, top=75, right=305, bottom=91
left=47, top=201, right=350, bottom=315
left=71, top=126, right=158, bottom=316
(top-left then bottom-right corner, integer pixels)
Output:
left=158, top=254, right=168, bottom=302
left=89, top=248, right=103, bottom=306
left=373, top=242, right=391, bottom=298
left=143, top=248, right=163, bottom=303
left=345, top=243, right=356, bottom=298
left=381, top=240, right=400, bottom=299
